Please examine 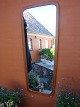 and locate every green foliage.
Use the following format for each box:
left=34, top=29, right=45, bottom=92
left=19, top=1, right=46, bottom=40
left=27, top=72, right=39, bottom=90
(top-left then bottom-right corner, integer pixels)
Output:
left=0, top=86, right=24, bottom=107
left=39, top=48, right=55, bottom=61
left=55, top=79, right=80, bottom=107
left=28, top=71, right=39, bottom=89
left=56, top=93, right=80, bottom=107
